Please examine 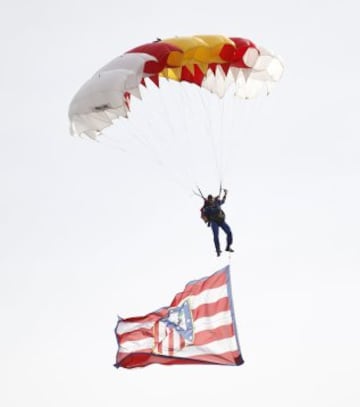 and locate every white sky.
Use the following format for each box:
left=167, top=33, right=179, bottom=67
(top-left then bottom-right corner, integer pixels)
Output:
left=1, top=0, right=360, bottom=406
